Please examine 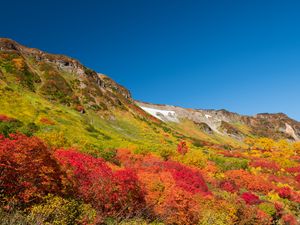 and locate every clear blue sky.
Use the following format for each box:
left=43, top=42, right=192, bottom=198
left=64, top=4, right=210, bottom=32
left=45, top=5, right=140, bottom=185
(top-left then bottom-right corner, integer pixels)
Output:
left=1, top=0, right=300, bottom=120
